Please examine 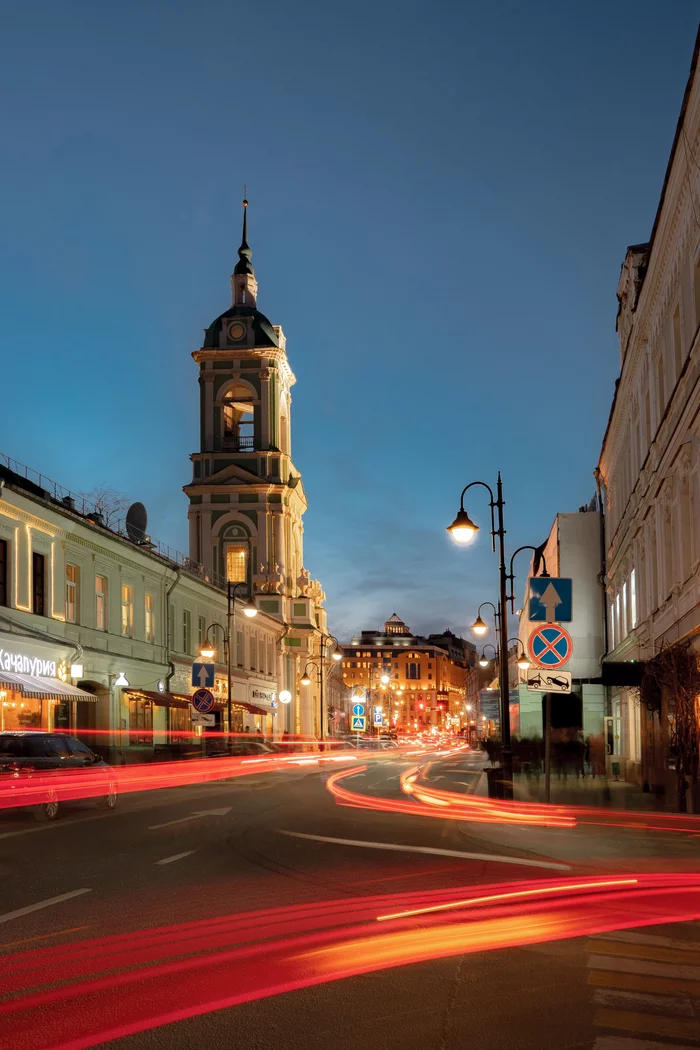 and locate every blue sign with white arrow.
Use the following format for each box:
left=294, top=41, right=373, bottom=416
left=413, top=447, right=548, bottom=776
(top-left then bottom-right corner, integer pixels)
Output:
left=528, top=578, right=573, bottom=622
left=191, top=661, right=215, bottom=688
left=352, top=703, right=365, bottom=716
